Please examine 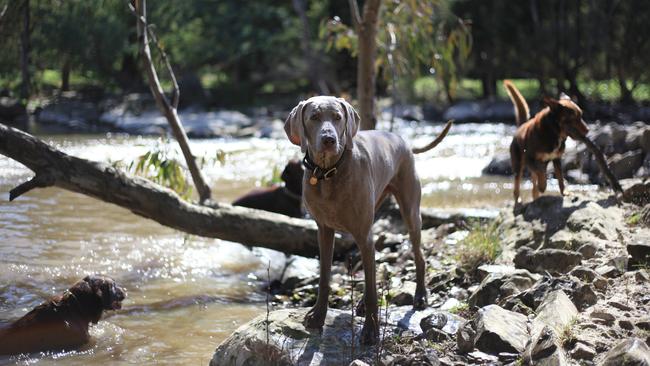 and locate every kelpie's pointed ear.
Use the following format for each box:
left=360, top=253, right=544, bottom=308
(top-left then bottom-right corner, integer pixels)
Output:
left=337, top=97, right=360, bottom=151
left=284, top=101, right=307, bottom=152
left=544, top=96, right=562, bottom=111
